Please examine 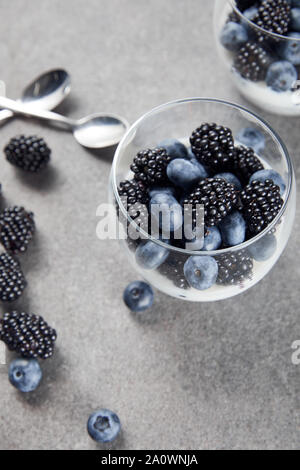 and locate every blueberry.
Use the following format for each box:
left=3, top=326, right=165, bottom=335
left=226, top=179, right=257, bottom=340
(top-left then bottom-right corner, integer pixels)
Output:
left=220, top=21, right=248, bottom=51
left=280, top=33, right=300, bottom=65
left=159, top=139, right=188, bottom=159
left=87, top=409, right=121, bottom=443
left=266, top=61, right=298, bottom=92
left=214, top=172, right=242, bottom=190
left=8, top=358, right=42, bottom=393
left=248, top=233, right=277, bottom=261
left=186, top=226, right=222, bottom=252
left=219, top=210, right=246, bottom=247
left=167, top=158, right=208, bottom=190
left=135, top=240, right=169, bottom=270
left=150, top=192, right=183, bottom=232
left=149, top=186, right=176, bottom=198
left=243, top=6, right=258, bottom=21
left=249, top=169, right=286, bottom=195
left=202, top=227, right=222, bottom=251
left=184, top=256, right=218, bottom=290
left=236, top=127, right=265, bottom=154
left=123, top=281, right=154, bottom=312
left=291, top=8, right=300, bottom=31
